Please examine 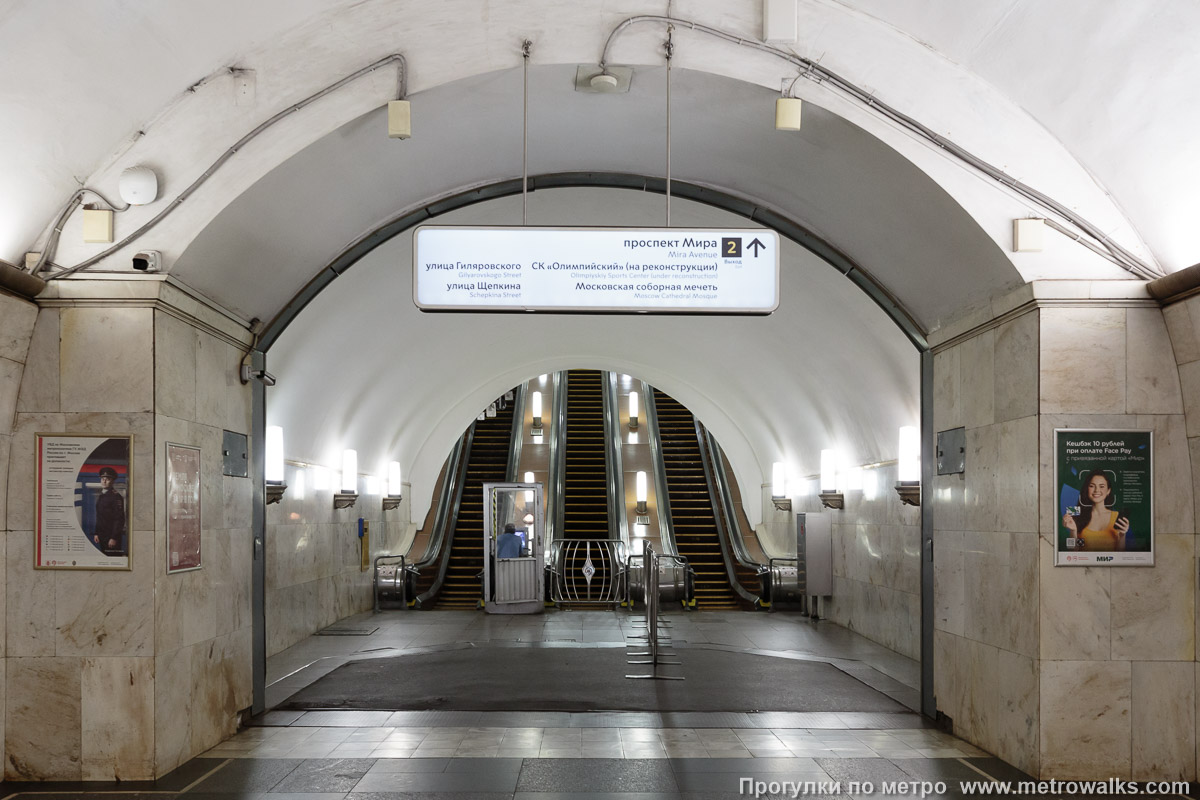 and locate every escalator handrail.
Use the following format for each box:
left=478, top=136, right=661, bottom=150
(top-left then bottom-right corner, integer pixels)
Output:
left=704, top=427, right=768, bottom=572
left=643, top=384, right=679, bottom=556
left=694, top=417, right=762, bottom=607
left=410, top=430, right=469, bottom=572
left=546, top=371, right=568, bottom=542
left=413, top=420, right=478, bottom=607
left=604, top=372, right=626, bottom=541
left=505, top=384, right=528, bottom=482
